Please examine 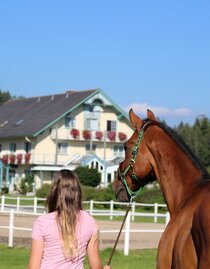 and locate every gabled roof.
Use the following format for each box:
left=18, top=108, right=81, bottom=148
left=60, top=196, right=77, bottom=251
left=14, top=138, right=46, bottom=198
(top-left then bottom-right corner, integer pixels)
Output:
left=69, top=154, right=106, bottom=166
left=0, top=88, right=130, bottom=139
